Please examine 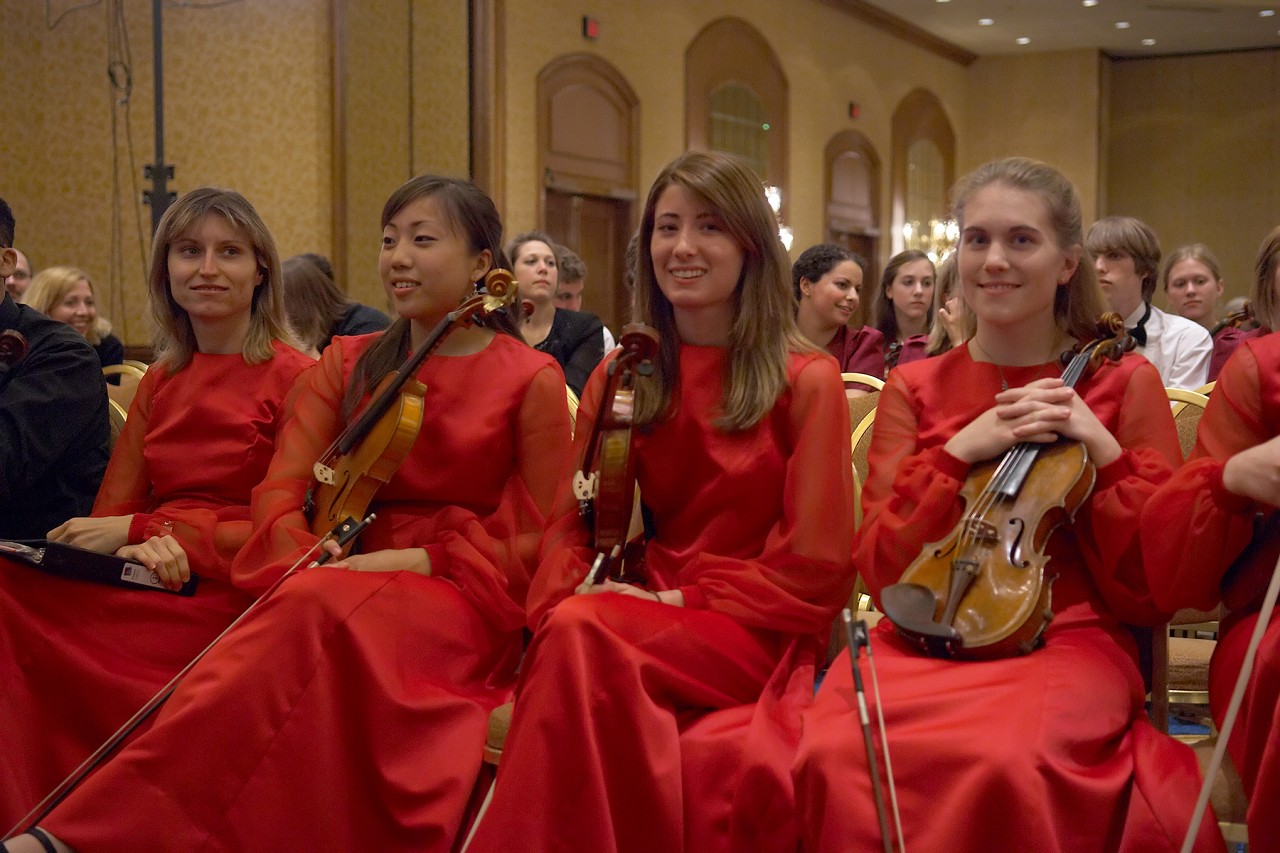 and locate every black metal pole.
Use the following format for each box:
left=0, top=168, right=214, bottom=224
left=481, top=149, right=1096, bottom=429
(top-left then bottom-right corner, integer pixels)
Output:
left=145, top=0, right=173, bottom=233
